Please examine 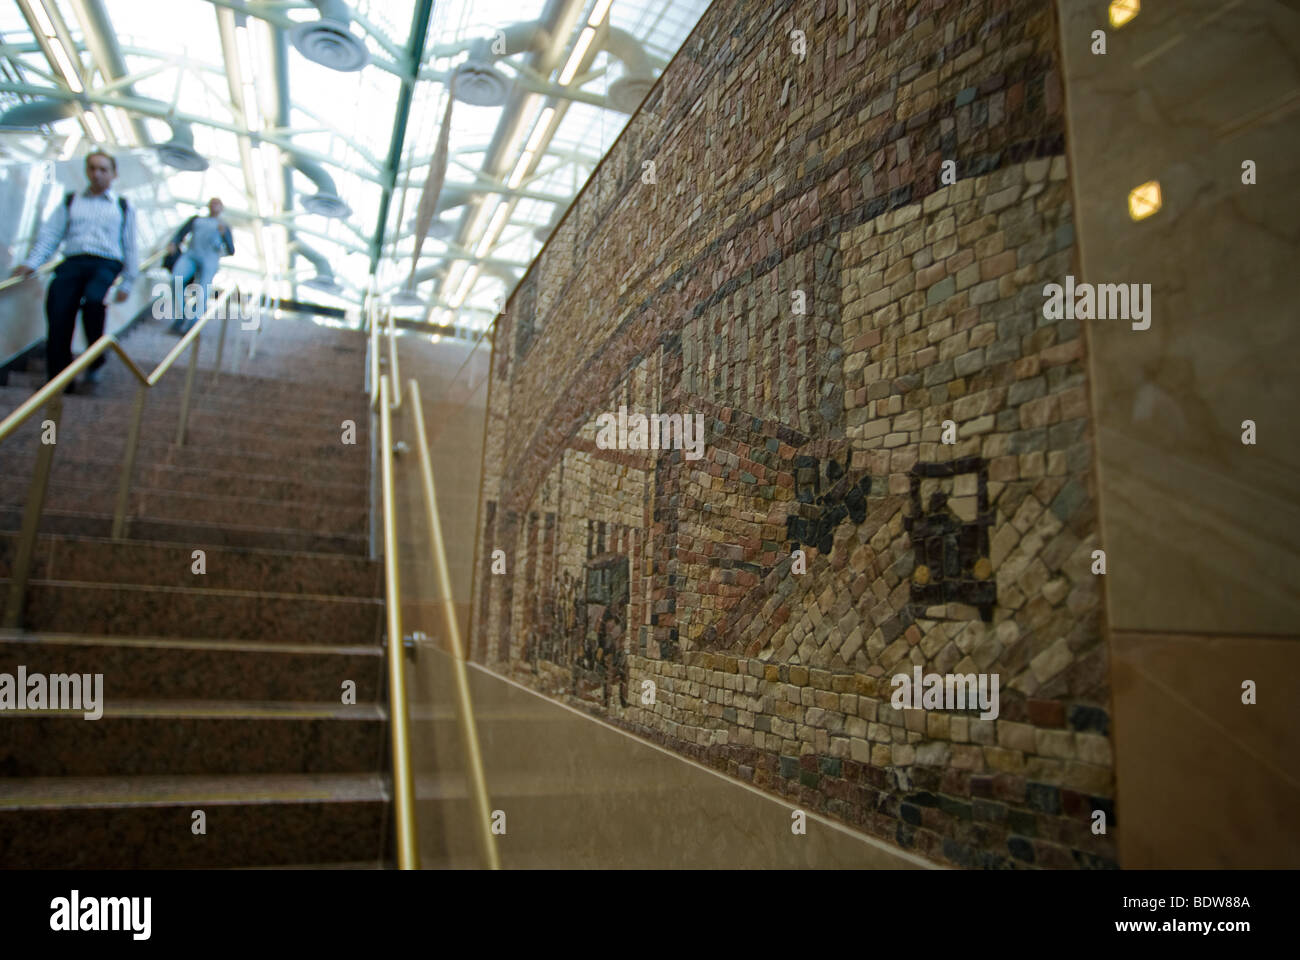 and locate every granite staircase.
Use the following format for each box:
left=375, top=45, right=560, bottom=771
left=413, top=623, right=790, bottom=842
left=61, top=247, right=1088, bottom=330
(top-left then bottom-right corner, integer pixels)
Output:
left=0, top=310, right=395, bottom=868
